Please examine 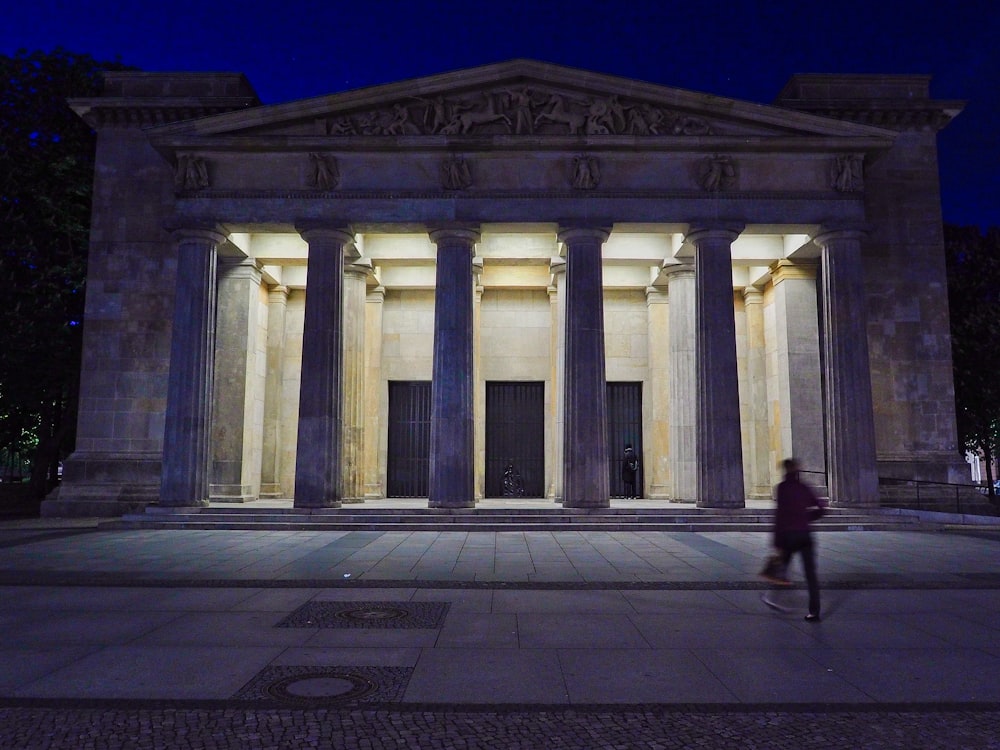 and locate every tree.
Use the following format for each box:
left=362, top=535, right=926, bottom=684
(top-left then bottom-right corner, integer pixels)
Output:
left=0, top=49, right=129, bottom=500
left=945, top=224, right=1000, bottom=503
